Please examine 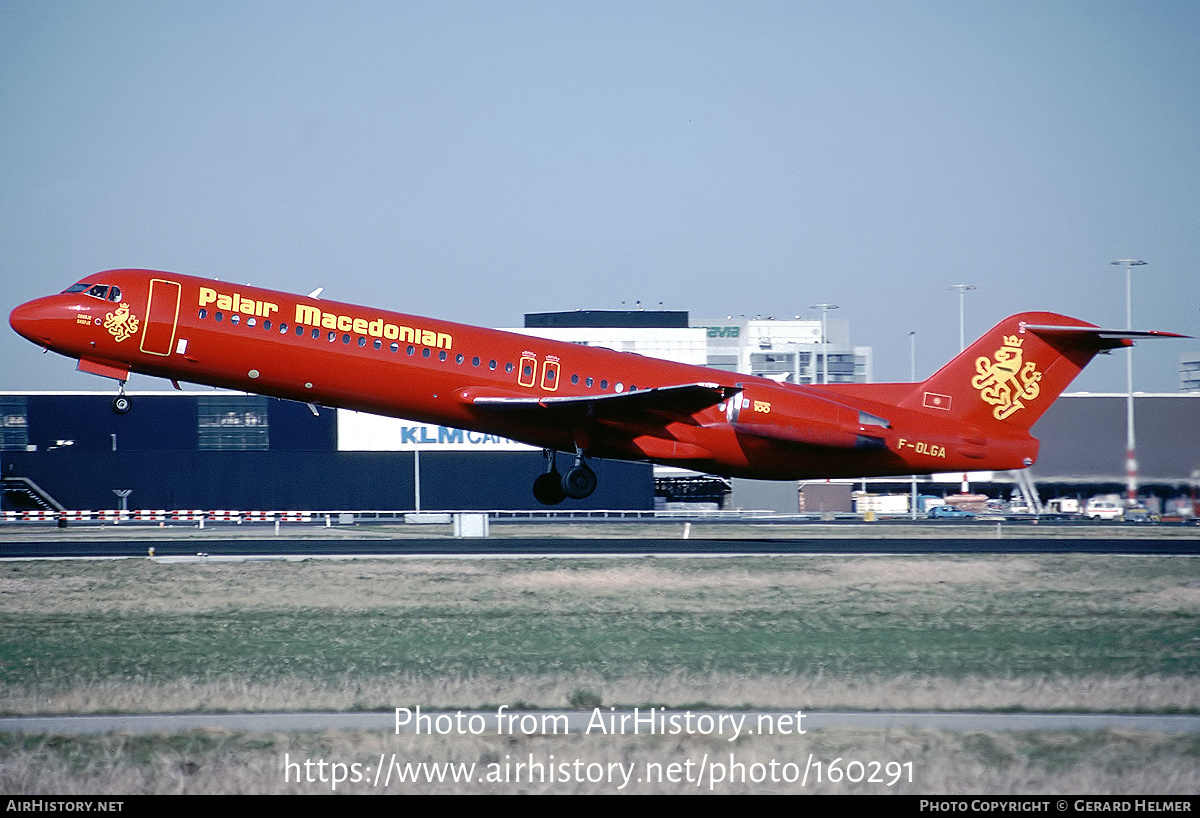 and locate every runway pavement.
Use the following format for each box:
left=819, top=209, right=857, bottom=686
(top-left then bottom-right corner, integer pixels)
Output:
left=1, top=520, right=1199, bottom=559
left=4, top=710, right=1200, bottom=735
